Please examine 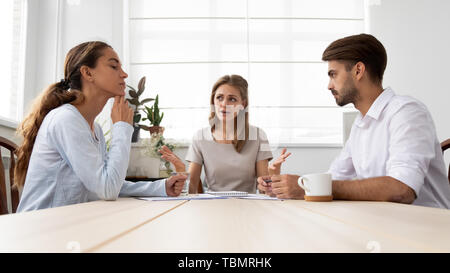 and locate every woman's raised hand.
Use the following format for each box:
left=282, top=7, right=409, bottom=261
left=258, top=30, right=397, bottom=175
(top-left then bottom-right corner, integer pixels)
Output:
left=111, top=96, right=133, bottom=125
left=159, top=145, right=186, bottom=172
left=268, top=148, right=291, bottom=175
